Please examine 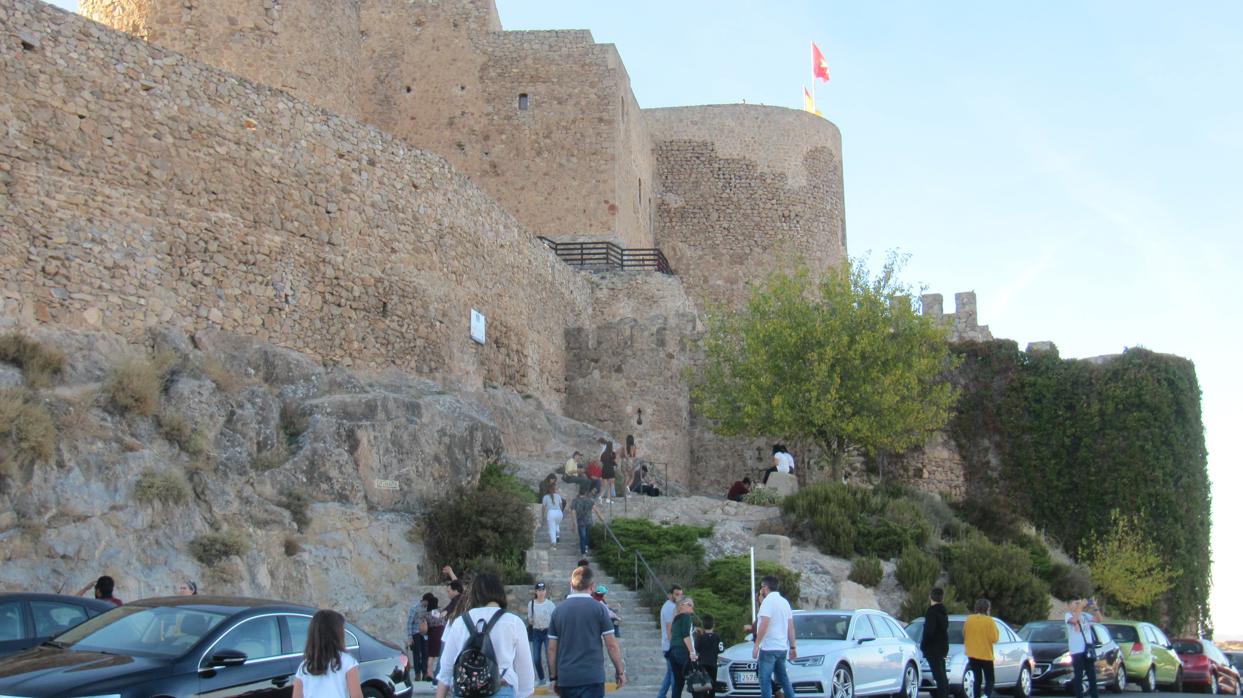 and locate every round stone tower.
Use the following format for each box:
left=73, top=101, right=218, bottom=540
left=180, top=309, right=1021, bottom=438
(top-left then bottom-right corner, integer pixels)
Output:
left=81, top=0, right=365, bottom=120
